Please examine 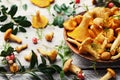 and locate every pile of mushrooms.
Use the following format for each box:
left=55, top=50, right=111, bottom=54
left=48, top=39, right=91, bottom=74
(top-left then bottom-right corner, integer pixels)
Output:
left=64, top=7, right=120, bottom=61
